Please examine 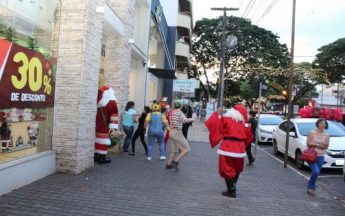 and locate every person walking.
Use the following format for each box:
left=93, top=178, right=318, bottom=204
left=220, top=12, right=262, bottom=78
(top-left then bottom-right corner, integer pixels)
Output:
left=144, top=104, right=168, bottom=161
left=306, top=118, right=330, bottom=196
left=130, top=106, right=150, bottom=156
left=166, top=100, right=194, bottom=171
left=121, top=101, right=141, bottom=153
left=181, top=102, right=193, bottom=139
left=246, top=111, right=257, bottom=166
left=205, top=105, right=253, bottom=198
